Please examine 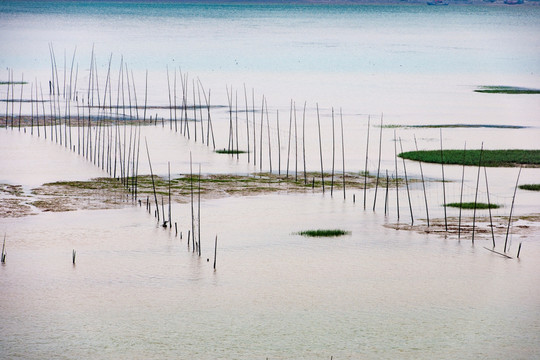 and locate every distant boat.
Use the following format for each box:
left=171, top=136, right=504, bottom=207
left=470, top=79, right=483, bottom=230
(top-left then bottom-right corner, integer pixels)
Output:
left=427, top=0, right=449, bottom=5
left=504, top=0, right=523, bottom=4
